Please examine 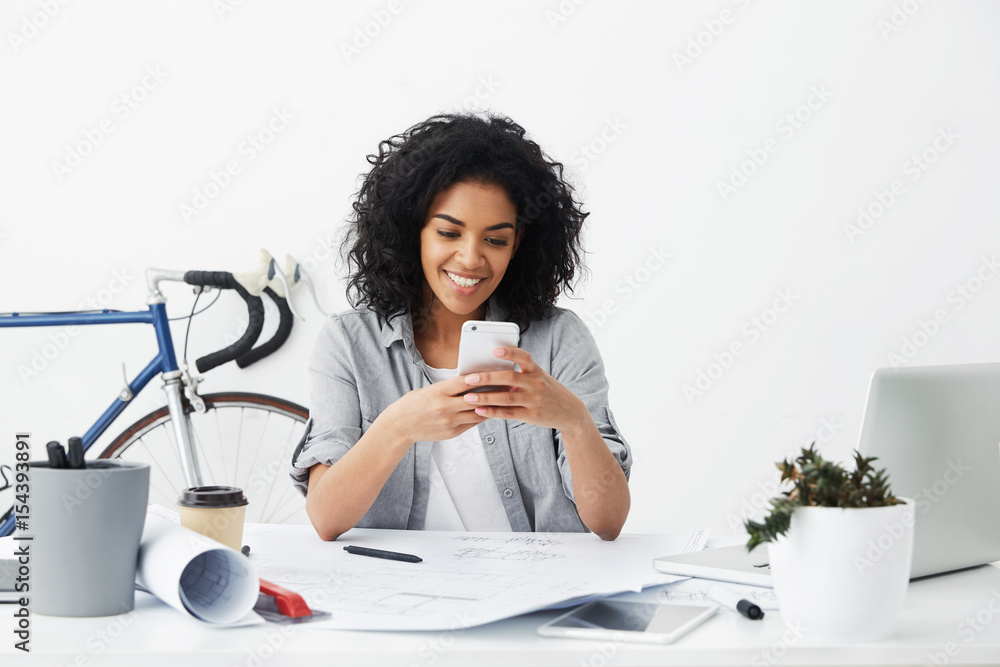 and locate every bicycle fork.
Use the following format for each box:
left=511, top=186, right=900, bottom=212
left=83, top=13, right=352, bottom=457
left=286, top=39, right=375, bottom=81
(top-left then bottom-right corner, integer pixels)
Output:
left=161, top=371, right=204, bottom=488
